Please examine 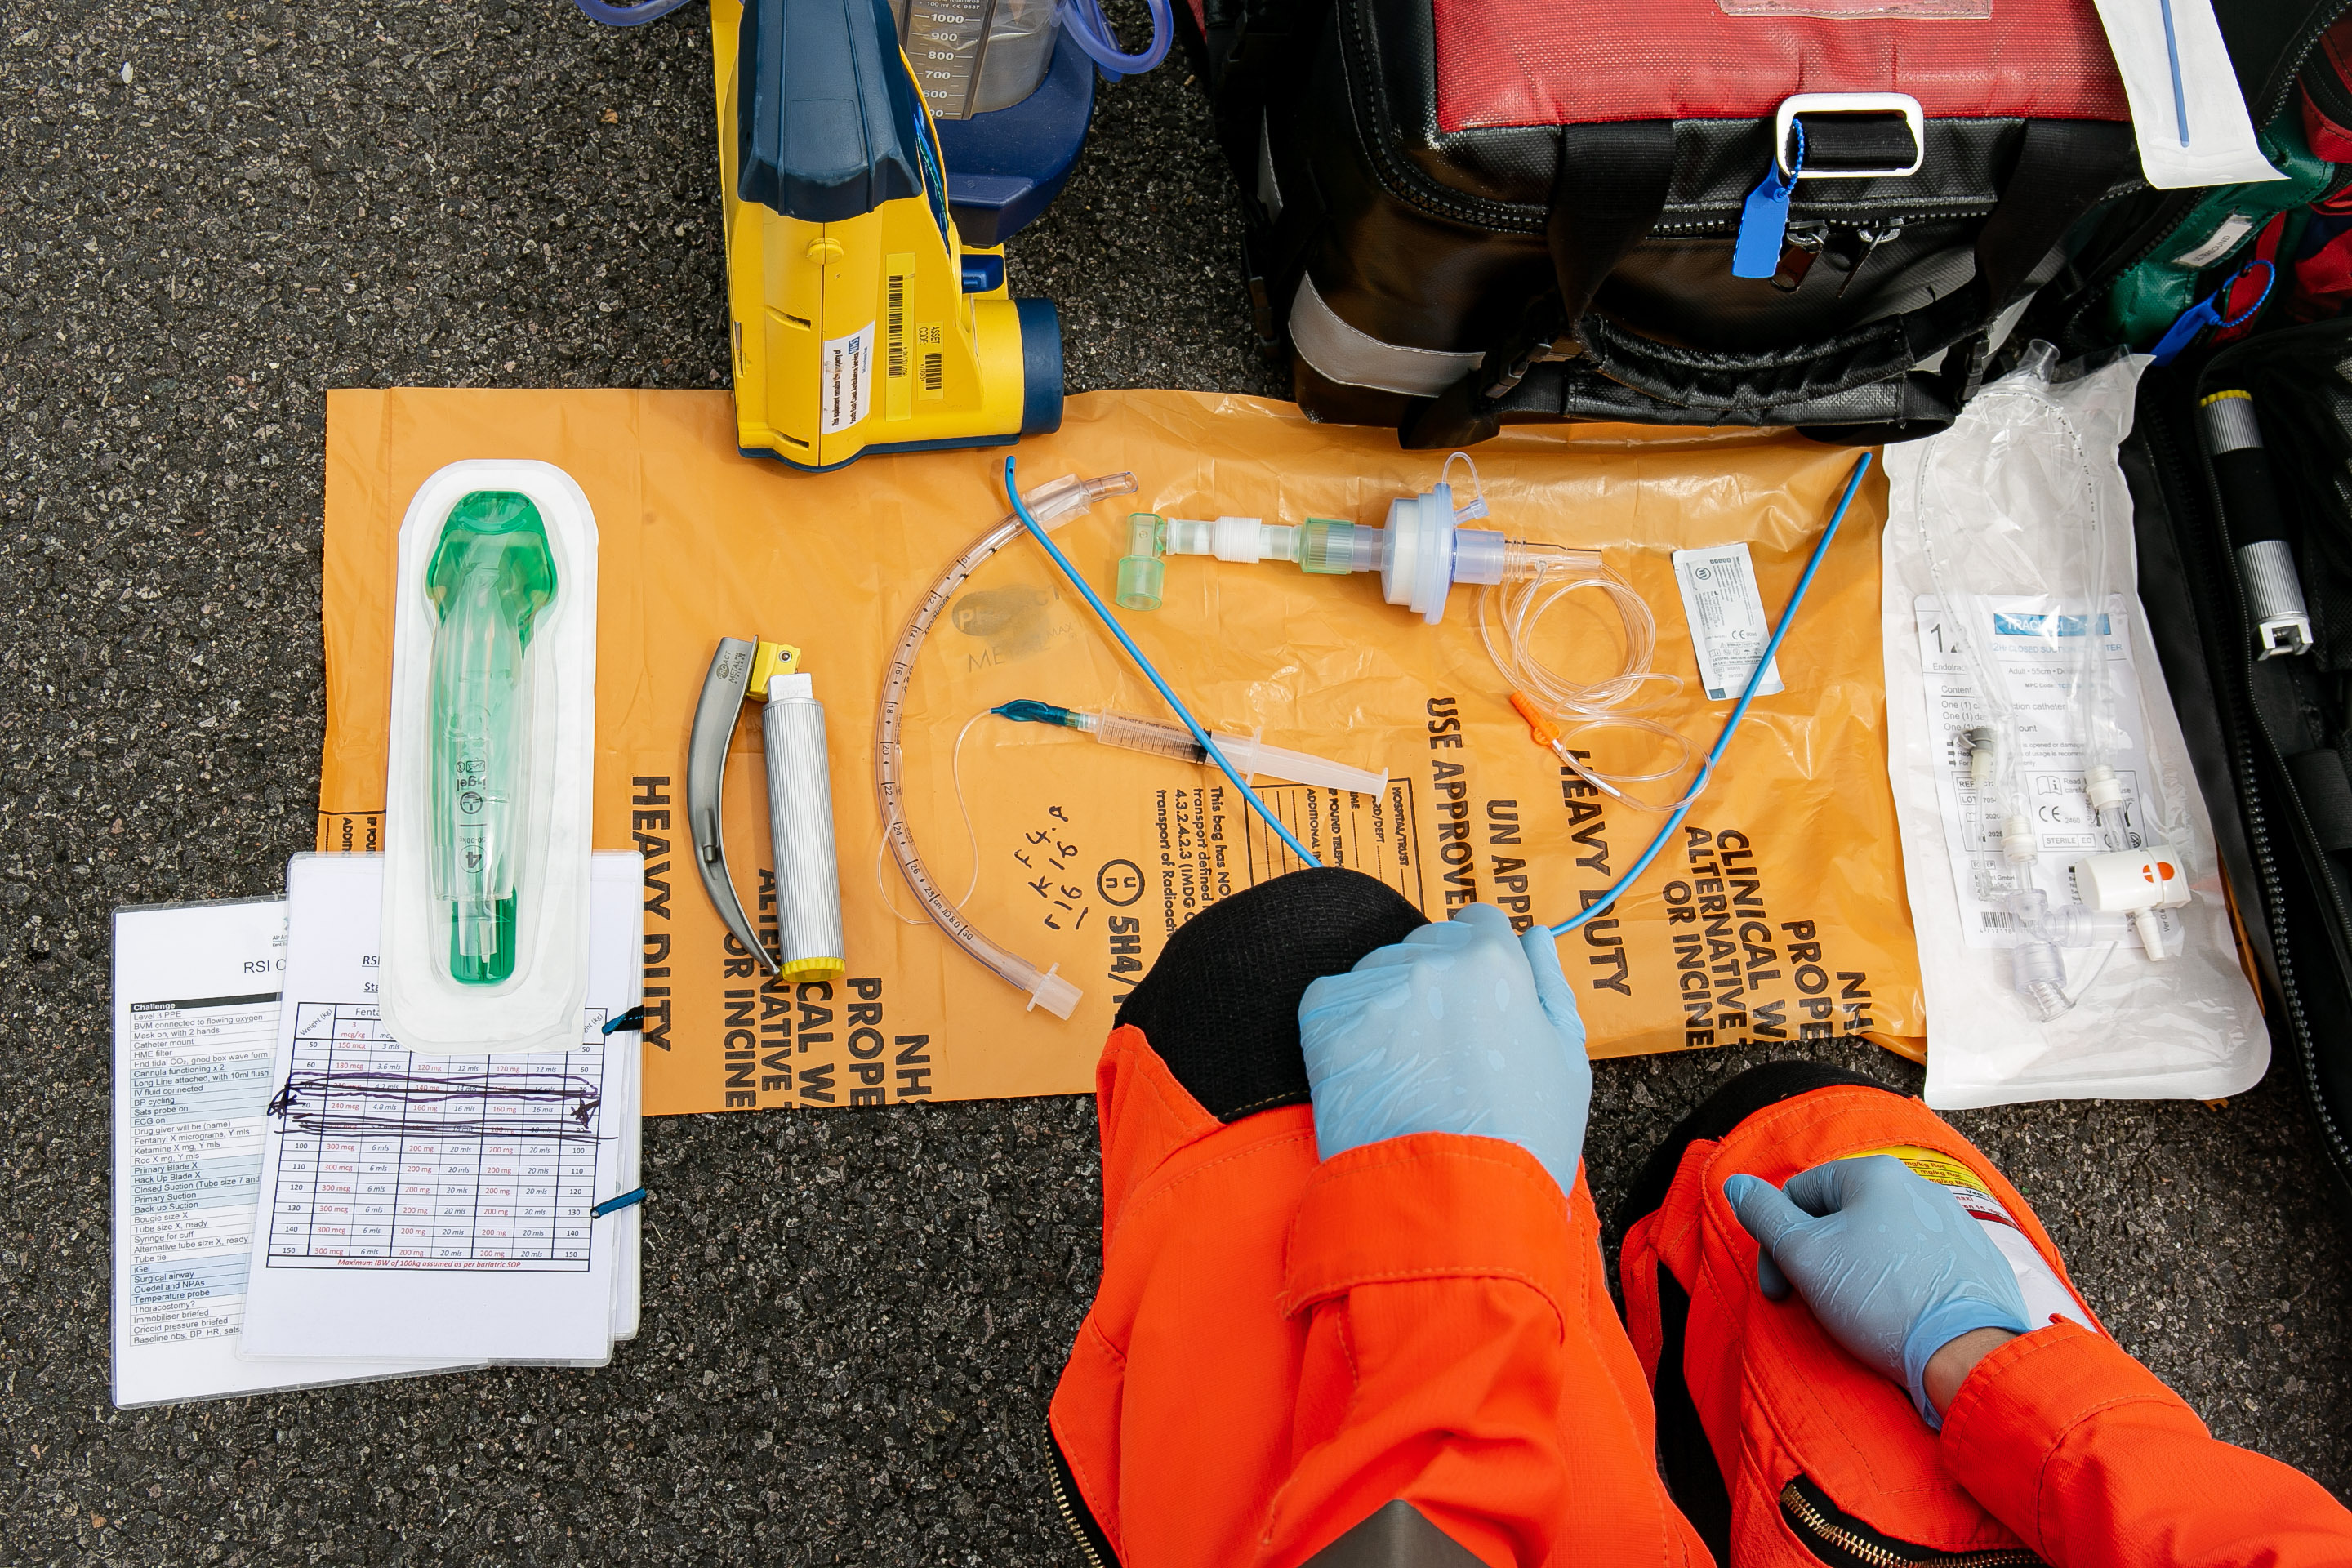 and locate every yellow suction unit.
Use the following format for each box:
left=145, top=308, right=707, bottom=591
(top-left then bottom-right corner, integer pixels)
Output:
left=711, top=0, right=1062, bottom=472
